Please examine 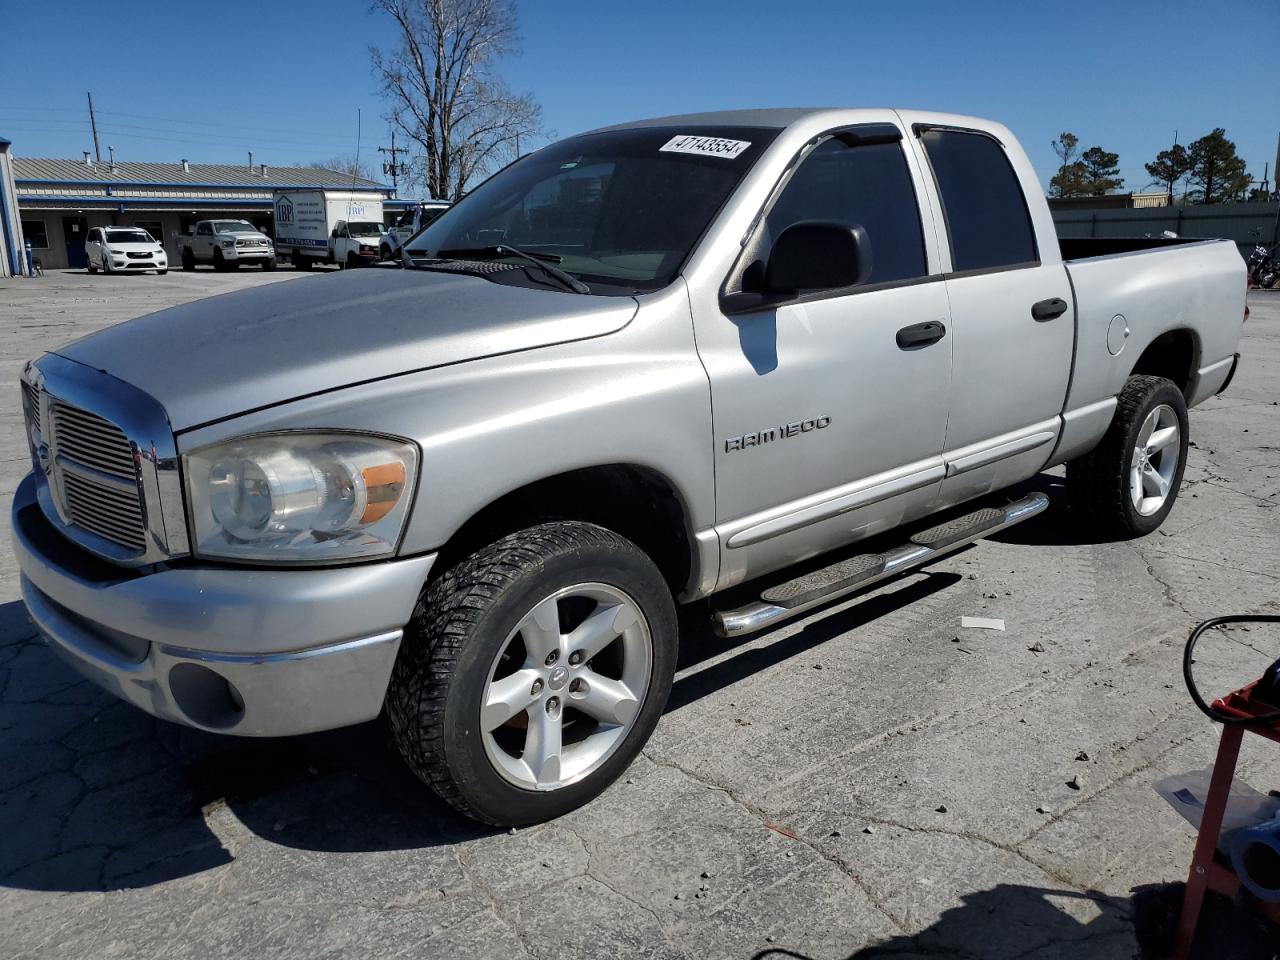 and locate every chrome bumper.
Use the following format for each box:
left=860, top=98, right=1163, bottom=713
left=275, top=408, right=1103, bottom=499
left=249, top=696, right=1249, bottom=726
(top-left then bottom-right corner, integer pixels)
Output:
left=11, top=474, right=434, bottom=736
